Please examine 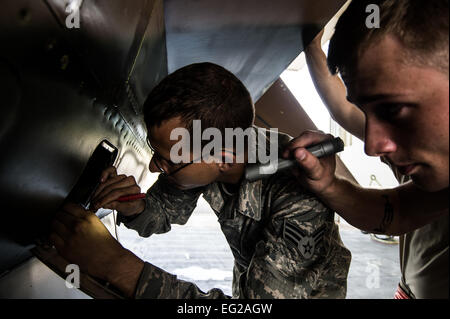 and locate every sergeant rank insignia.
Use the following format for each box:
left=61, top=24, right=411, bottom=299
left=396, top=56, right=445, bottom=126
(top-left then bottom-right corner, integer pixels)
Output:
left=282, top=220, right=326, bottom=259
